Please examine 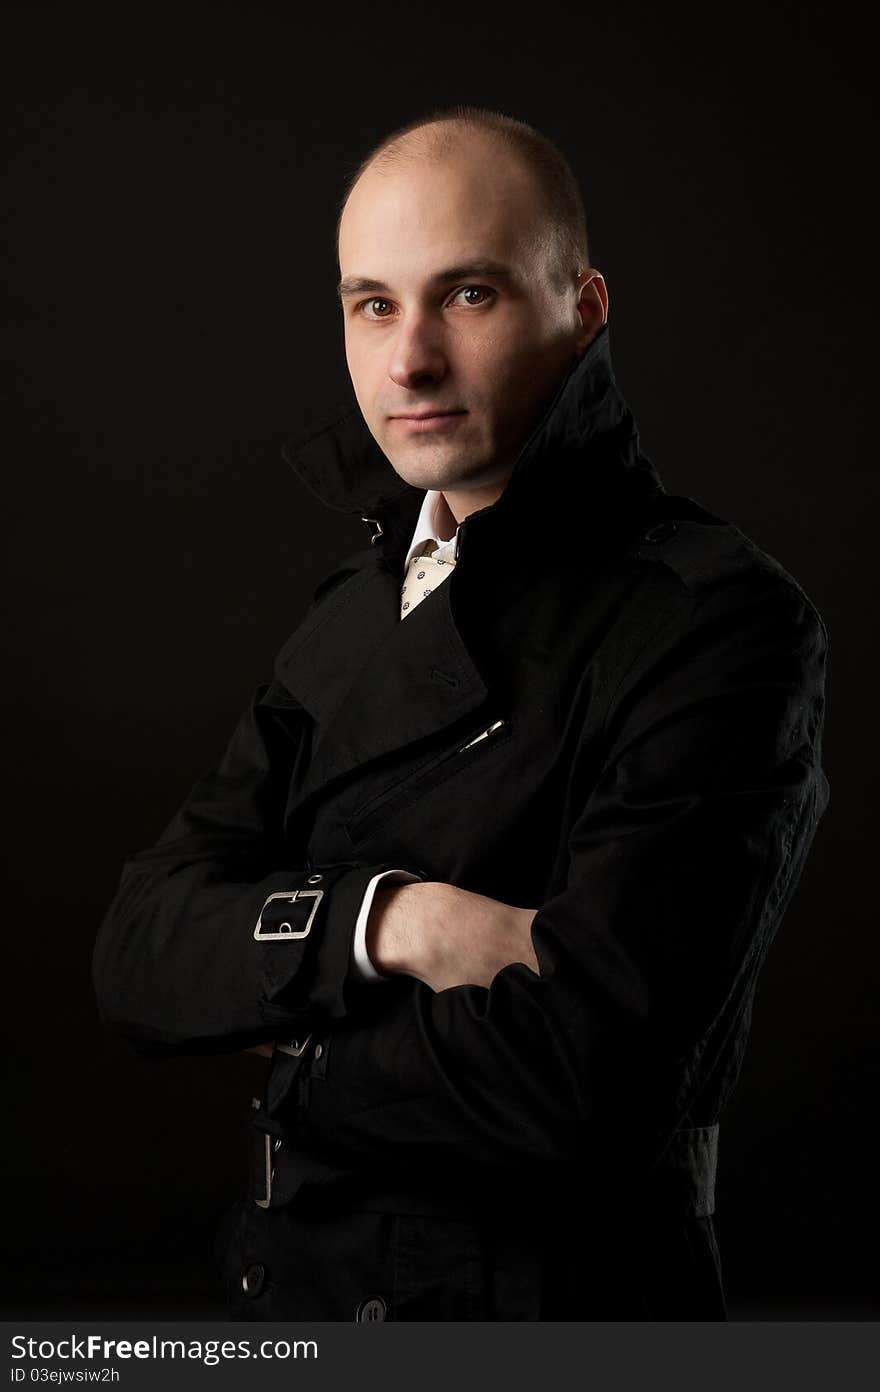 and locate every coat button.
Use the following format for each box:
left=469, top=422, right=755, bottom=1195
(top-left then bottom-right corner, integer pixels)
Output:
left=642, top=520, right=678, bottom=543
left=356, top=1295, right=387, bottom=1322
left=241, top=1262, right=267, bottom=1298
